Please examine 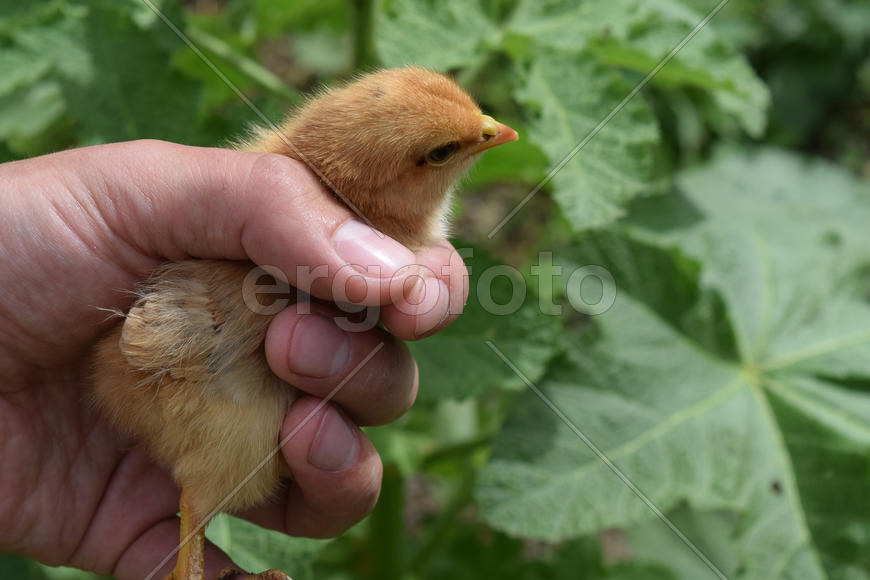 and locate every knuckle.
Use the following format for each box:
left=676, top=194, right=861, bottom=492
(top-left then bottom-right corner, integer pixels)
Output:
left=130, top=138, right=173, bottom=152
